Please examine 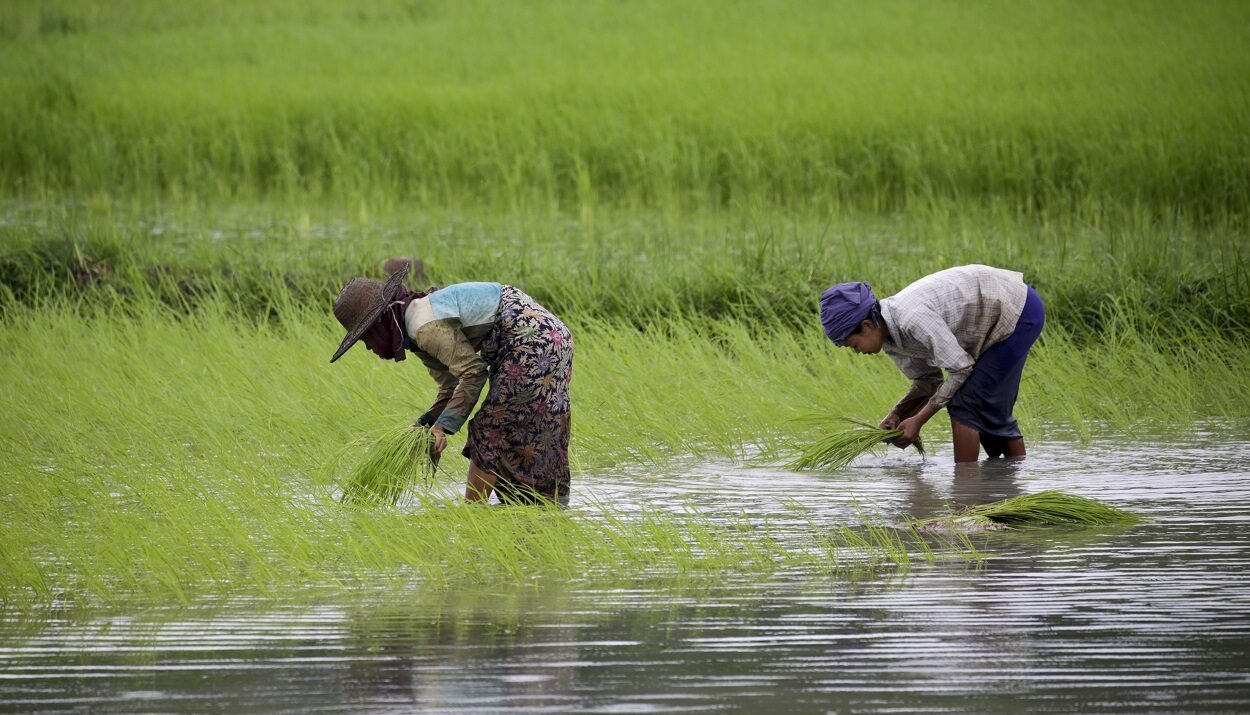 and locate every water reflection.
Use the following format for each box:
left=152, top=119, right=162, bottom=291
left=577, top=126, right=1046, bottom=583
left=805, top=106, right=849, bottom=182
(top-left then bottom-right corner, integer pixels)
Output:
left=342, top=588, right=584, bottom=707
left=3, top=439, right=1250, bottom=713
left=886, top=458, right=1028, bottom=520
